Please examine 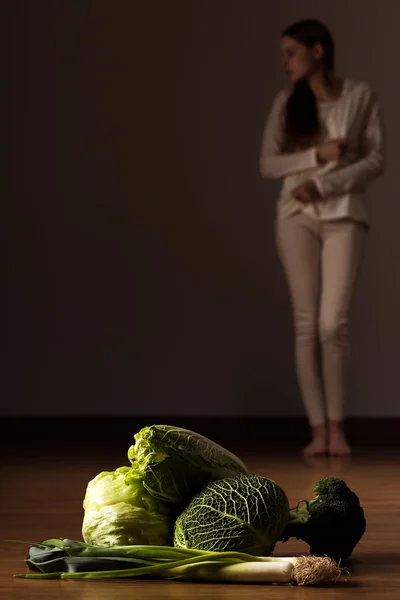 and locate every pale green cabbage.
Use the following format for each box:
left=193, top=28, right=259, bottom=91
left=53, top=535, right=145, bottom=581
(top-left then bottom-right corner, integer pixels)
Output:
left=127, top=425, right=248, bottom=505
left=82, top=466, right=172, bottom=547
